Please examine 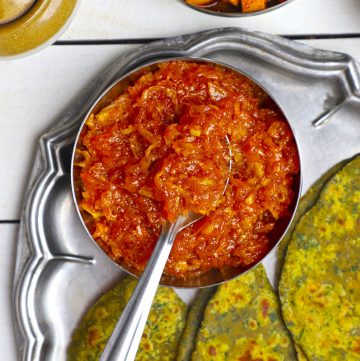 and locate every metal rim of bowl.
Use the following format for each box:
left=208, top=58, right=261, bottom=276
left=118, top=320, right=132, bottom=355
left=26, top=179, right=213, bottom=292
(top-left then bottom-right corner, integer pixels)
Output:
left=71, top=57, right=302, bottom=288
left=181, top=0, right=296, bottom=17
